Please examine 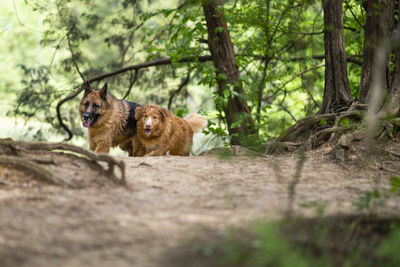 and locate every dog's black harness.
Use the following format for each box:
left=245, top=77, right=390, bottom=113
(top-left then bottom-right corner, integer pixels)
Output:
left=123, top=100, right=141, bottom=132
